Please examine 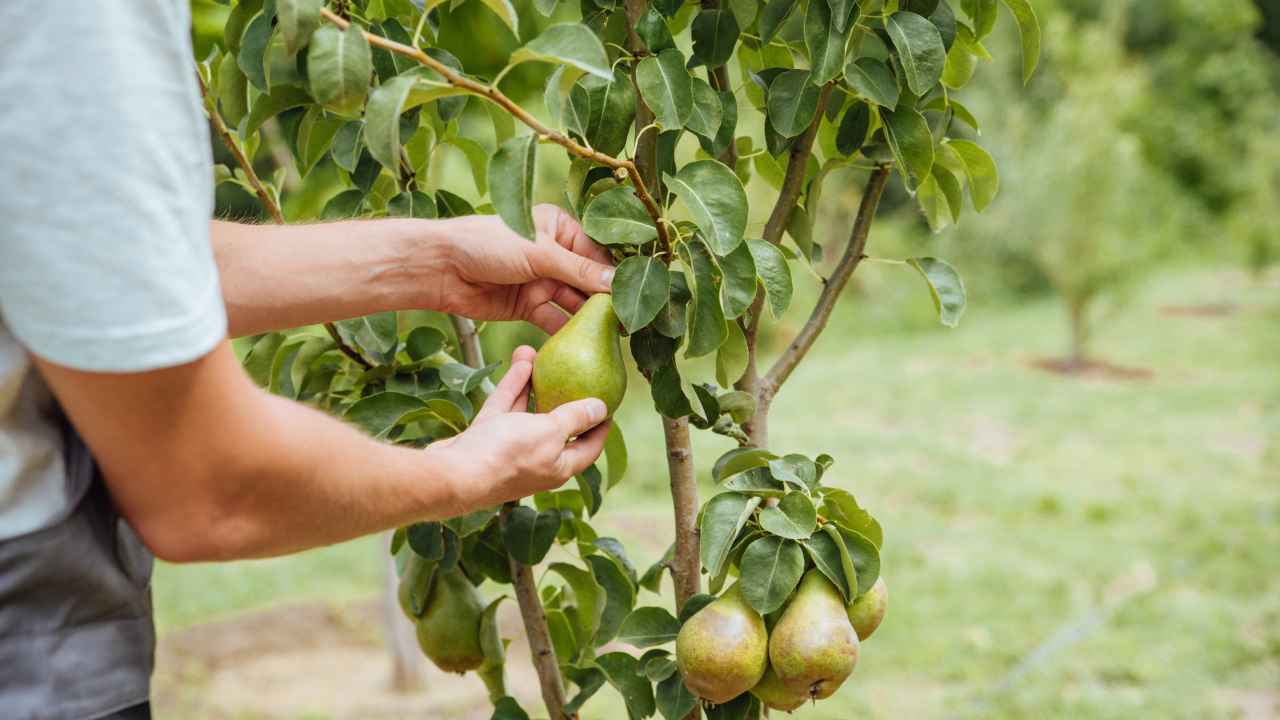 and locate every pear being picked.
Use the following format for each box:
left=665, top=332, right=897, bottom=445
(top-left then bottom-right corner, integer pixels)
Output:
left=416, top=567, right=486, bottom=673
left=769, top=570, right=860, bottom=700
left=675, top=584, right=769, bottom=704
left=532, top=293, right=626, bottom=418
left=846, top=577, right=888, bottom=641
